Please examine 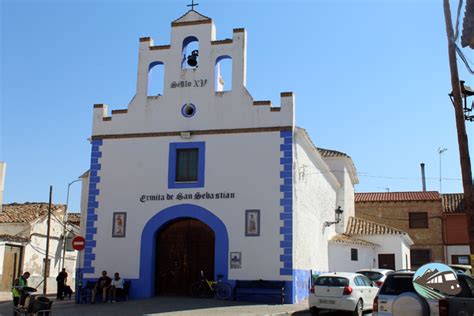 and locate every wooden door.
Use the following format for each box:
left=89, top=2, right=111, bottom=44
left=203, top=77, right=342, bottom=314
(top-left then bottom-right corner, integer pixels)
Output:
left=155, top=219, right=215, bottom=295
left=1, top=245, right=22, bottom=291
left=378, top=254, right=396, bottom=270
